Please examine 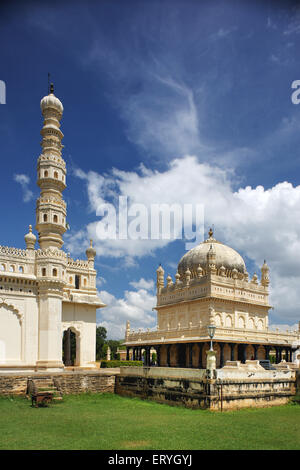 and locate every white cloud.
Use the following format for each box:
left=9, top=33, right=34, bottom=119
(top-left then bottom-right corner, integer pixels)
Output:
left=97, top=284, right=156, bottom=339
left=130, top=278, right=154, bottom=291
left=68, top=155, right=300, bottom=326
left=14, top=174, right=34, bottom=202
left=96, top=276, right=106, bottom=287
